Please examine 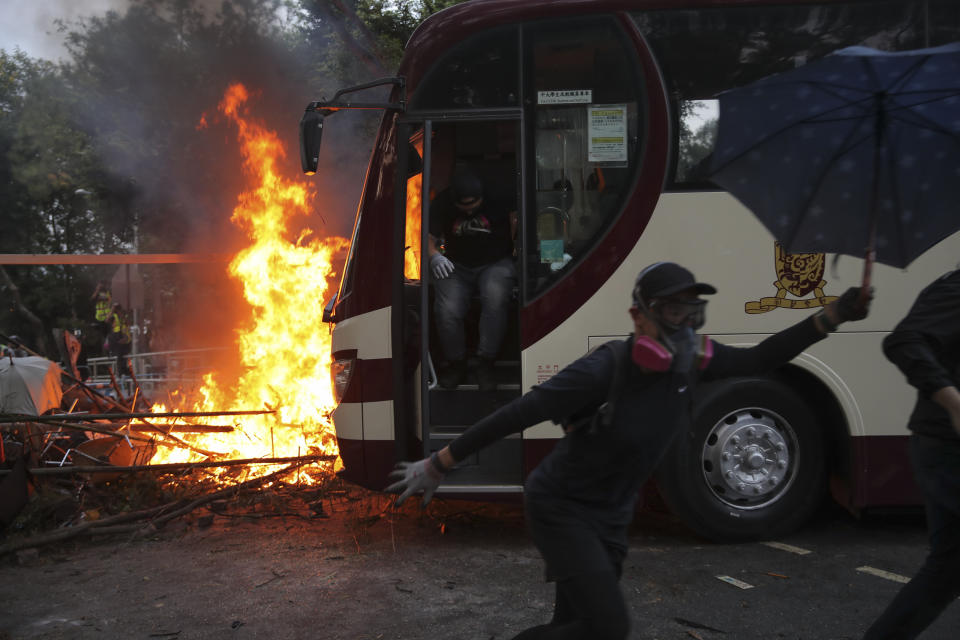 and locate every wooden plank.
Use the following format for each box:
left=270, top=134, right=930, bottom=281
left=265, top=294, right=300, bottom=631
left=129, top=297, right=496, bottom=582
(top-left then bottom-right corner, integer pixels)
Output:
left=0, top=254, right=230, bottom=265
